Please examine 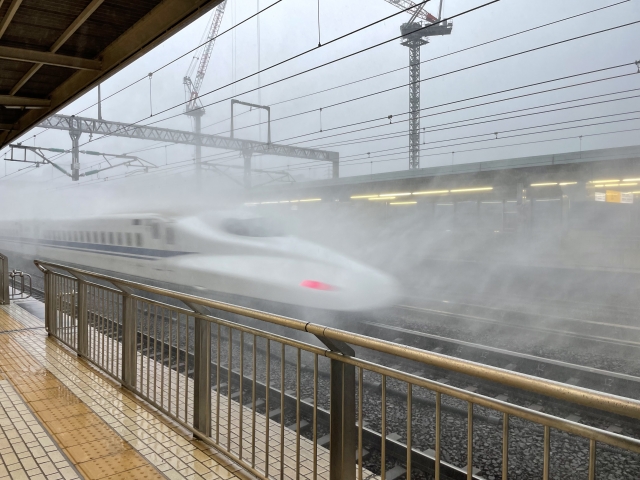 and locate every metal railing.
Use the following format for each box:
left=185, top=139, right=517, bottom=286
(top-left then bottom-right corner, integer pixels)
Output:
left=34, top=260, right=640, bottom=480
left=0, top=253, right=8, bottom=305
left=9, top=270, right=31, bottom=300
